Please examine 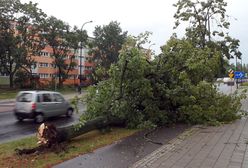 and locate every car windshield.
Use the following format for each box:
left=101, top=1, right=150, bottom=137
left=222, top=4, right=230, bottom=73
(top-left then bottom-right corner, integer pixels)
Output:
left=17, top=93, right=33, bottom=102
